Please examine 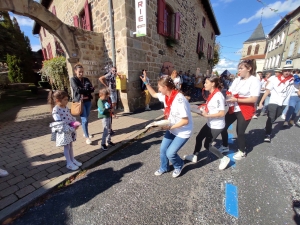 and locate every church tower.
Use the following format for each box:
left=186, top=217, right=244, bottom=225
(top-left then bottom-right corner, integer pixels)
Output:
left=240, top=23, right=267, bottom=73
